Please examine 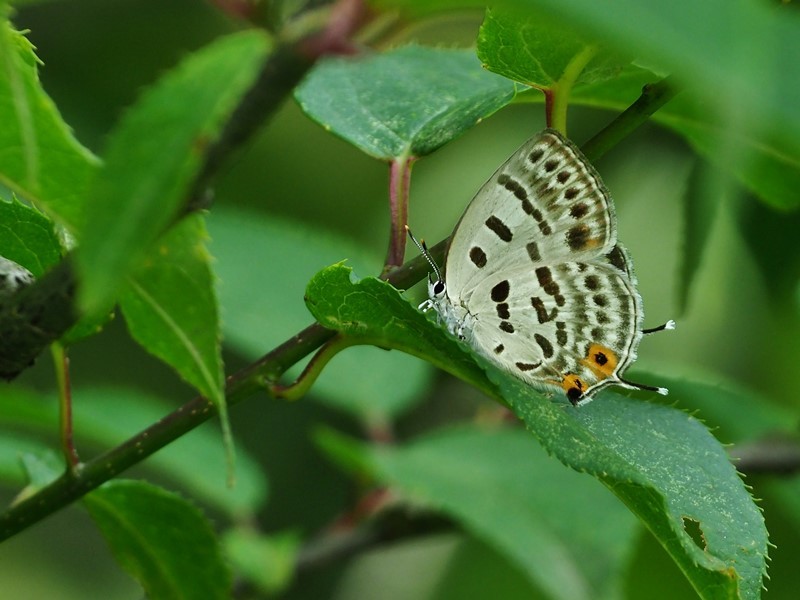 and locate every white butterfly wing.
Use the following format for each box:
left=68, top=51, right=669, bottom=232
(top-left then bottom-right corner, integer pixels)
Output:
left=441, top=129, right=644, bottom=402
left=445, top=129, right=618, bottom=303
left=463, top=245, right=644, bottom=400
